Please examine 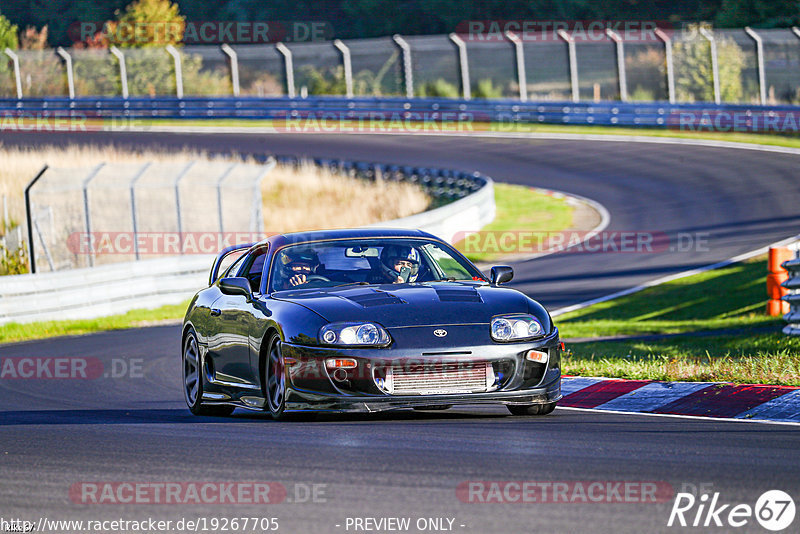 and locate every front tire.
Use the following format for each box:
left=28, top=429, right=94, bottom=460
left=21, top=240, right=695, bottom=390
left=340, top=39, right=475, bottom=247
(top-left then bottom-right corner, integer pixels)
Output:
left=507, top=402, right=557, bottom=416
left=263, top=333, right=287, bottom=420
left=183, top=329, right=235, bottom=417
